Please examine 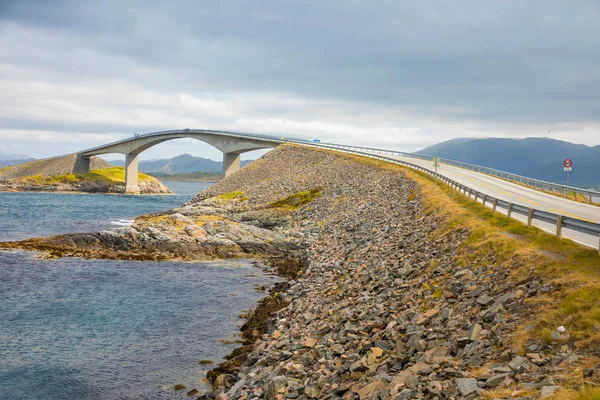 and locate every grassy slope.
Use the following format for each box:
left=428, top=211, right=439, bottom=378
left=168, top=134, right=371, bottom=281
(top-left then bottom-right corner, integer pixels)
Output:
left=148, top=171, right=223, bottom=182
left=17, top=167, right=153, bottom=185
left=347, top=154, right=600, bottom=399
